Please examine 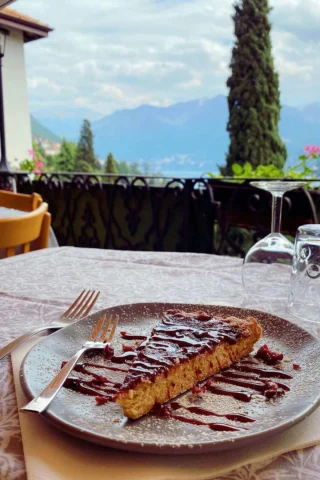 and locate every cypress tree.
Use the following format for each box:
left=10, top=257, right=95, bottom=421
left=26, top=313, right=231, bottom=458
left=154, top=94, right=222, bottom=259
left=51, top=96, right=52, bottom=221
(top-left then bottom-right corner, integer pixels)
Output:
left=105, top=152, right=119, bottom=182
left=75, top=119, right=96, bottom=172
left=221, top=0, right=287, bottom=175
left=105, top=153, right=118, bottom=174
